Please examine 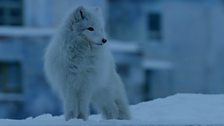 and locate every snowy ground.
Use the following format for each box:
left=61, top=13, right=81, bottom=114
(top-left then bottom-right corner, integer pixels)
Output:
left=1, top=94, right=224, bottom=126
